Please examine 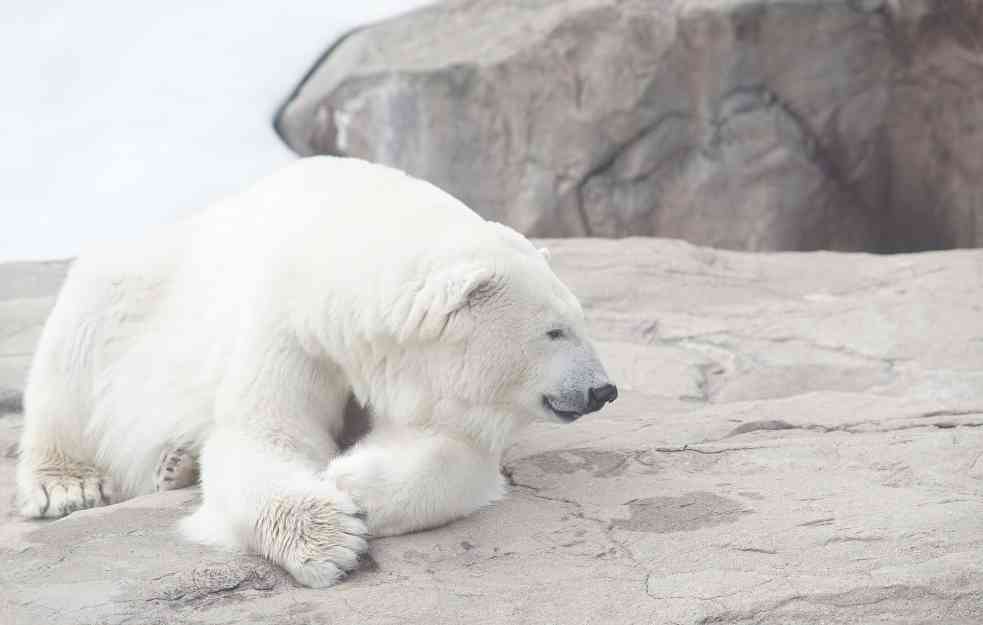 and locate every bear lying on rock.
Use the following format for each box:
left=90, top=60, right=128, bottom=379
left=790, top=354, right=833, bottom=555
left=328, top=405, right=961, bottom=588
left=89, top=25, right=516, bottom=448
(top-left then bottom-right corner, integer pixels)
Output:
left=16, top=156, right=617, bottom=587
